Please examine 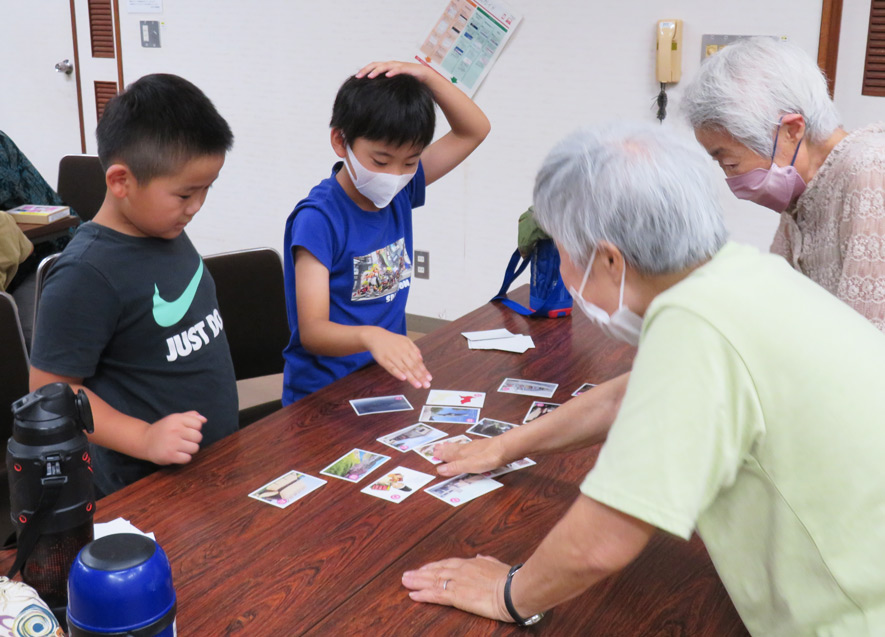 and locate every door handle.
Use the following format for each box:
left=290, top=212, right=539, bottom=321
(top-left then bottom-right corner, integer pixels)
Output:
left=55, top=59, right=74, bottom=75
